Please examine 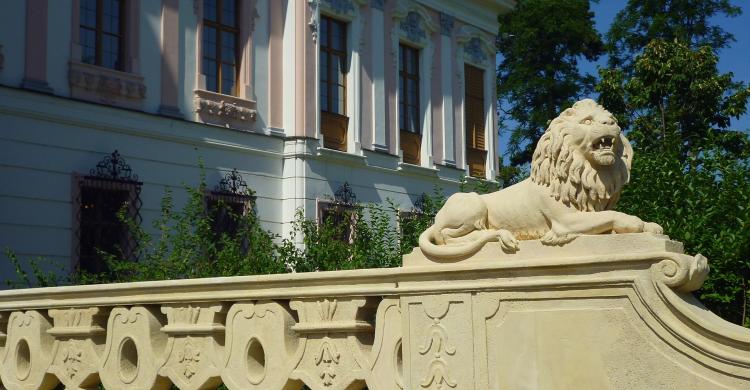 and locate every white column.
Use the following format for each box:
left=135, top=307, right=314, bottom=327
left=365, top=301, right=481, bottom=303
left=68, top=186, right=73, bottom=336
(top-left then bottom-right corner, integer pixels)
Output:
left=349, top=14, right=363, bottom=153
left=440, top=13, right=455, bottom=166
left=370, top=2, right=388, bottom=152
